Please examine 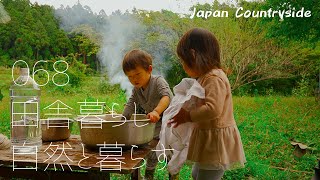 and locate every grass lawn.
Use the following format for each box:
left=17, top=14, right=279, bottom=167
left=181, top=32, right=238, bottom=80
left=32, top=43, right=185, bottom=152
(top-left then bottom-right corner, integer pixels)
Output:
left=0, top=67, right=319, bottom=179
